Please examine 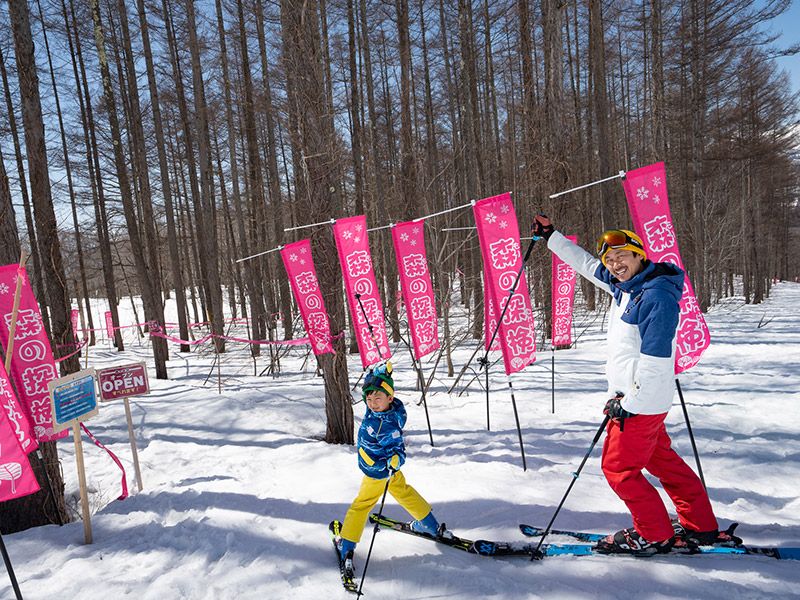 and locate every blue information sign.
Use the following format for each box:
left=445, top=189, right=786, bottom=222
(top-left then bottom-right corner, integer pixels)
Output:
left=48, top=369, right=99, bottom=432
